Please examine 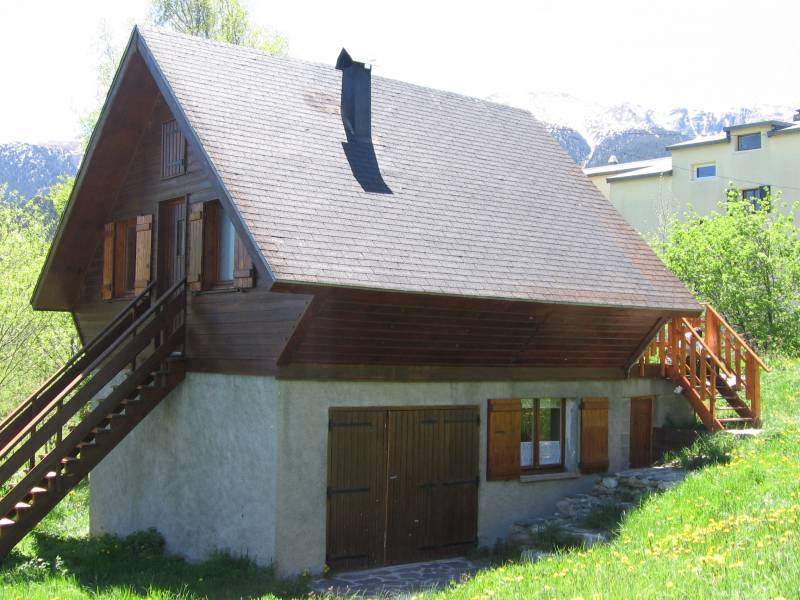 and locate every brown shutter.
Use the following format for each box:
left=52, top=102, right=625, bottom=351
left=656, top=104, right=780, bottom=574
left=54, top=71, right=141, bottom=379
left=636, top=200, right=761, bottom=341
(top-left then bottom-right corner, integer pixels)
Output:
left=487, top=399, right=521, bottom=481
left=134, top=214, right=153, bottom=295
left=580, top=397, right=609, bottom=473
left=101, top=222, right=115, bottom=300
left=234, top=234, right=254, bottom=288
left=187, top=203, right=205, bottom=291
